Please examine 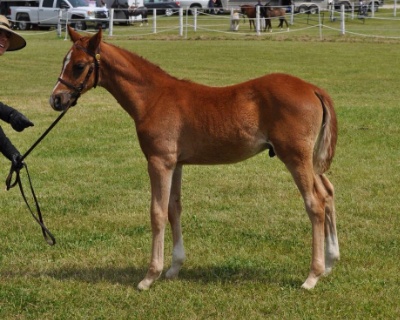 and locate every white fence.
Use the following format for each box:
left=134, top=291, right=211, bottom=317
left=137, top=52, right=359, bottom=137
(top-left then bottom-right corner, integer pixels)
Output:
left=101, top=4, right=400, bottom=39
left=10, top=4, right=399, bottom=40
